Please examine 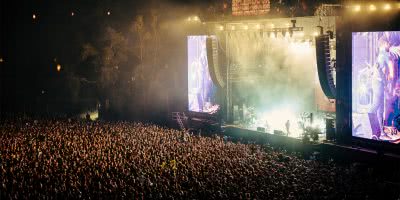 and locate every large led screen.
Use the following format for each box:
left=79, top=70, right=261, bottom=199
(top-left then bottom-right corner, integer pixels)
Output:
left=352, top=31, right=400, bottom=144
left=188, top=36, right=219, bottom=114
